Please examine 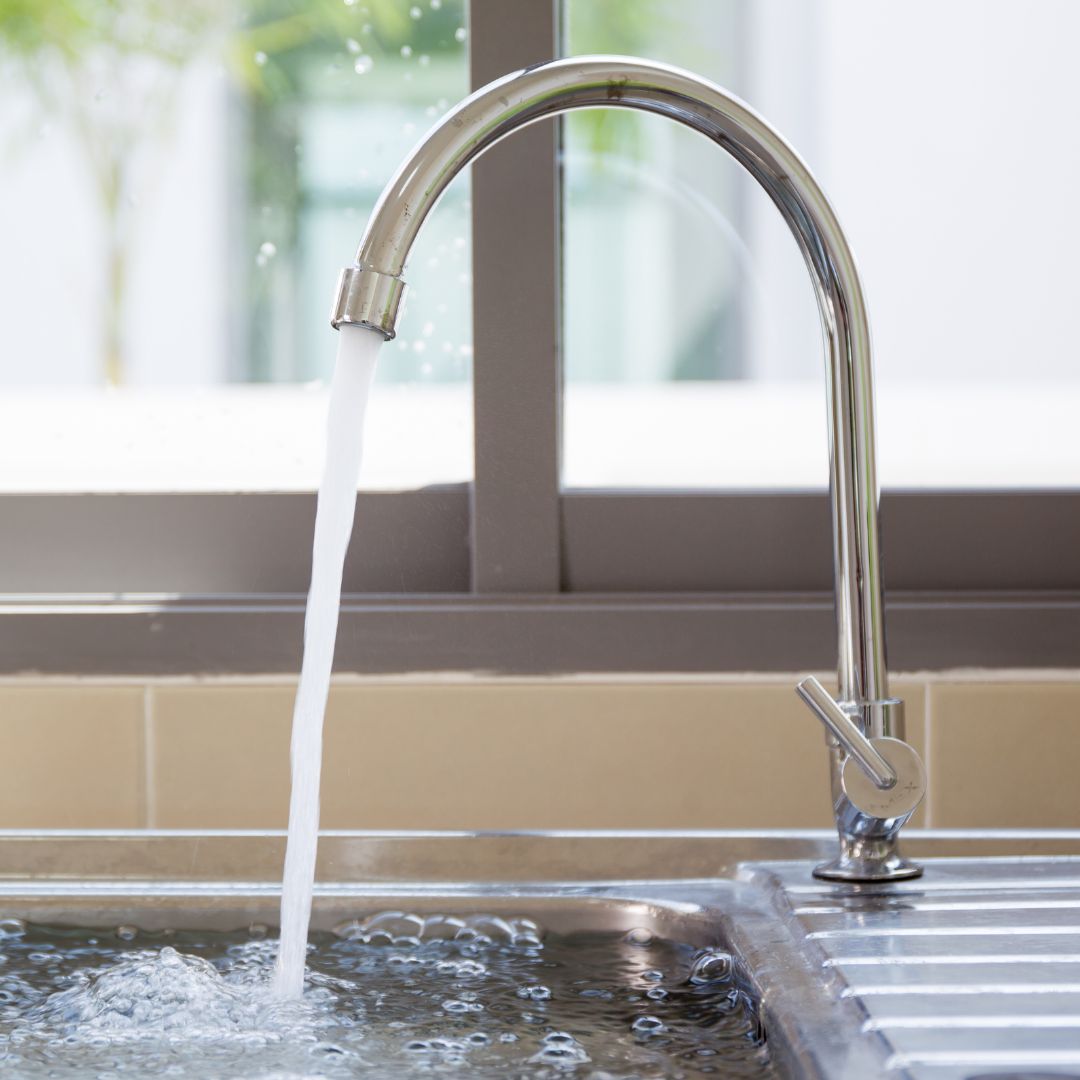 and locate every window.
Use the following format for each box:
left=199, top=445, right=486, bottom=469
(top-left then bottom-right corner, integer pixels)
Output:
left=0, top=0, right=472, bottom=491
left=1, top=0, right=1077, bottom=674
